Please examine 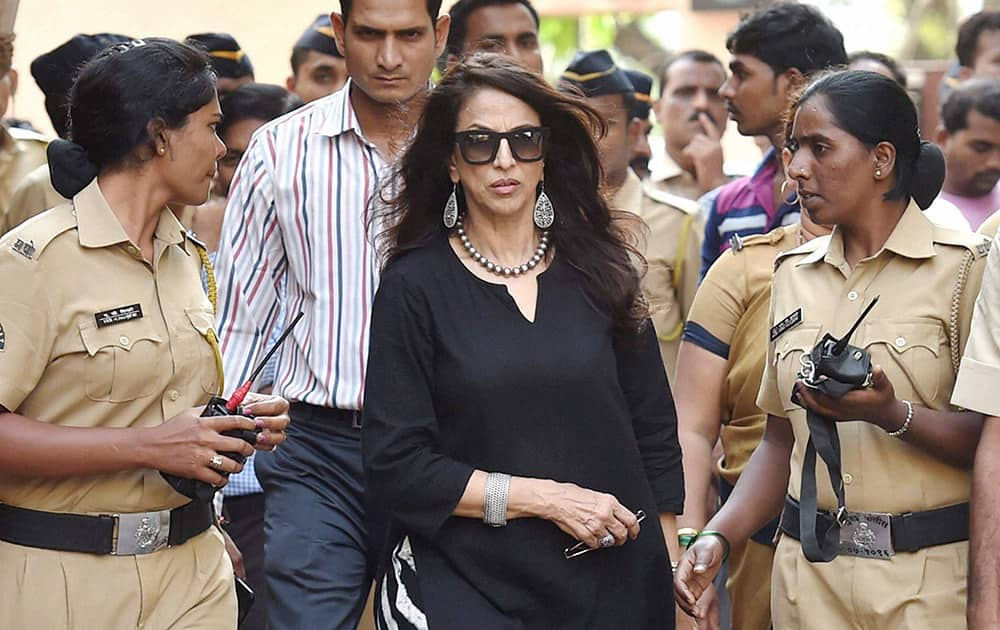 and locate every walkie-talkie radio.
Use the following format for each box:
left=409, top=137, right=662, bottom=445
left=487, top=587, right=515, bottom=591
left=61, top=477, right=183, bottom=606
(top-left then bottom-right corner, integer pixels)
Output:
left=796, top=296, right=879, bottom=399
left=162, top=312, right=304, bottom=502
